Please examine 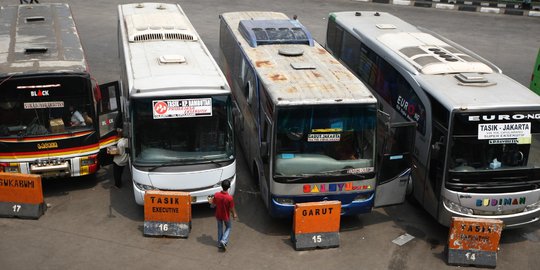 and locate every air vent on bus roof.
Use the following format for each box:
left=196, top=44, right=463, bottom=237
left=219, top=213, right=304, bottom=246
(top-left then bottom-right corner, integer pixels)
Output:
left=133, top=32, right=195, bottom=42
left=125, top=13, right=198, bottom=42
left=24, top=47, right=48, bottom=54
left=25, top=16, right=45, bottom=23
left=158, top=55, right=186, bottom=64
left=454, top=72, right=496, bottom=86
left=238, top=19, right=314, bottom=47
left=278, top=47, right=304, bottom=57
left=377, top=32, right=493, bottom=75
